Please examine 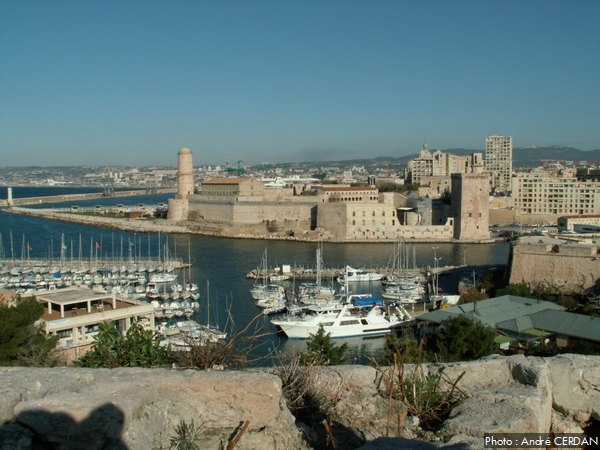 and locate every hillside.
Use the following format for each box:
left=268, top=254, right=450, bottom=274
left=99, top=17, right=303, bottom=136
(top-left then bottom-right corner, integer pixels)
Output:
left=292, top=145, right=600, bottom=169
